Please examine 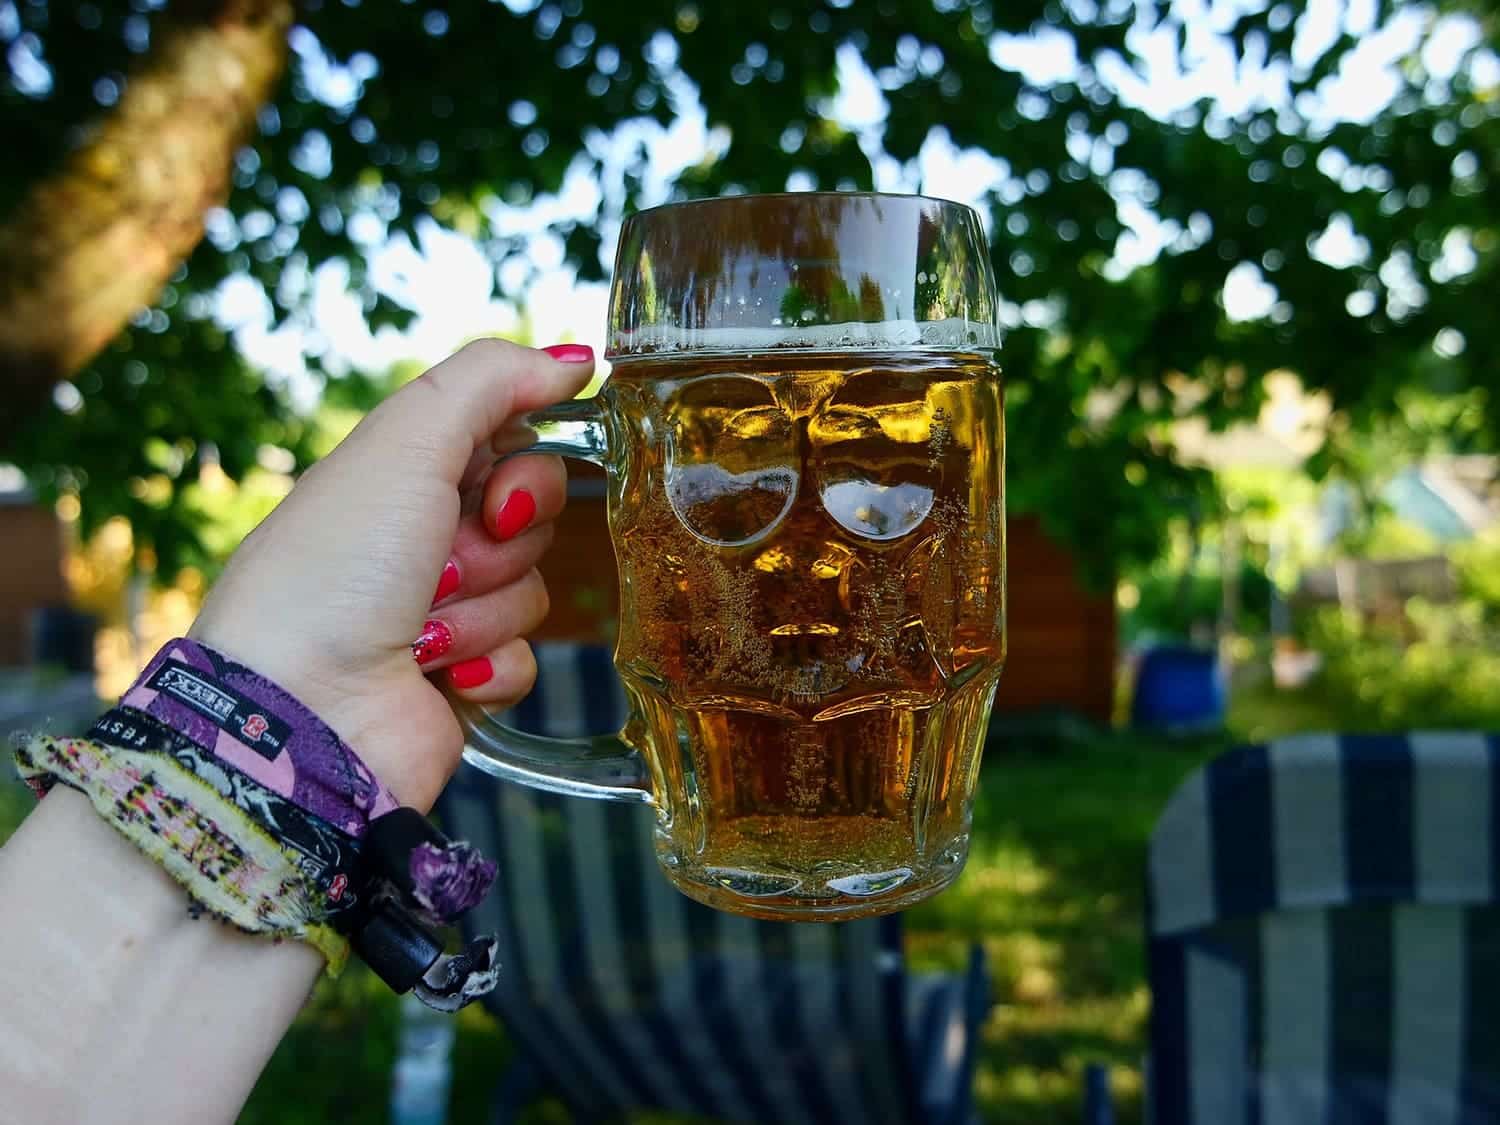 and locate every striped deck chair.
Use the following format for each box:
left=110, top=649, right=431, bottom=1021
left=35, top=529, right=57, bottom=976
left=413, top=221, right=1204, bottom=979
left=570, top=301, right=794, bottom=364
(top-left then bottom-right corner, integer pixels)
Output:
left=436, top=643, right=991, bottom=1125
left=1143, top=732, right=1500, bottom=1123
